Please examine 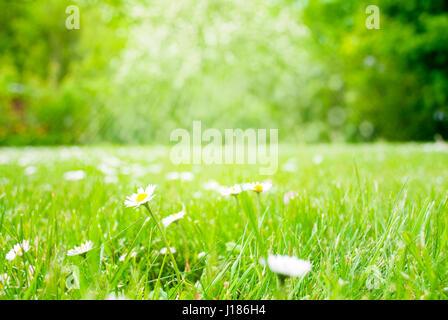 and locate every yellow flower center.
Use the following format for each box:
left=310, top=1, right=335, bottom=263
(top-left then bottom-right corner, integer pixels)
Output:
left=254, top=185, right=263, bottom=192
left=136, top=193, right=148, bottom=202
